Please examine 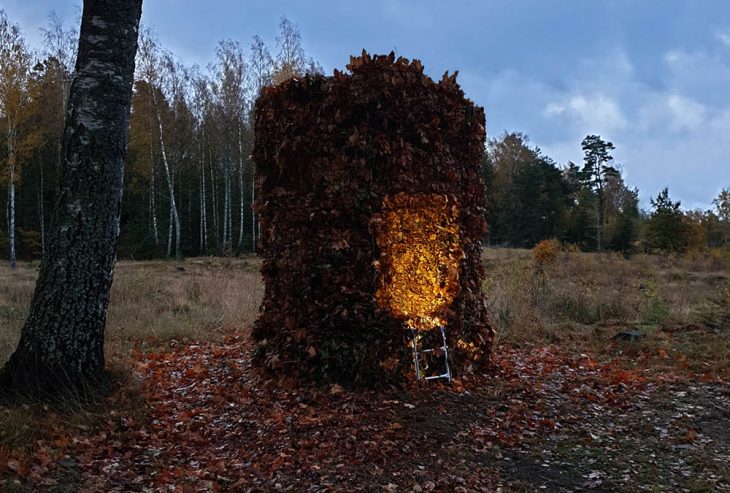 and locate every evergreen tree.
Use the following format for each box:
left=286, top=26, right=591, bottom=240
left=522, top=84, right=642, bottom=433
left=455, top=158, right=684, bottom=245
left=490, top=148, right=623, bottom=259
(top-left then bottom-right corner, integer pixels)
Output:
left=603, top=174, right=640, bottom=252
left=580, top=135, right=618, bottom=251
left=713, top=188, right=730, bottom=246
left=496, top=157, right=570, bottom=247
left=645, top=188, right=690, bottom=253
